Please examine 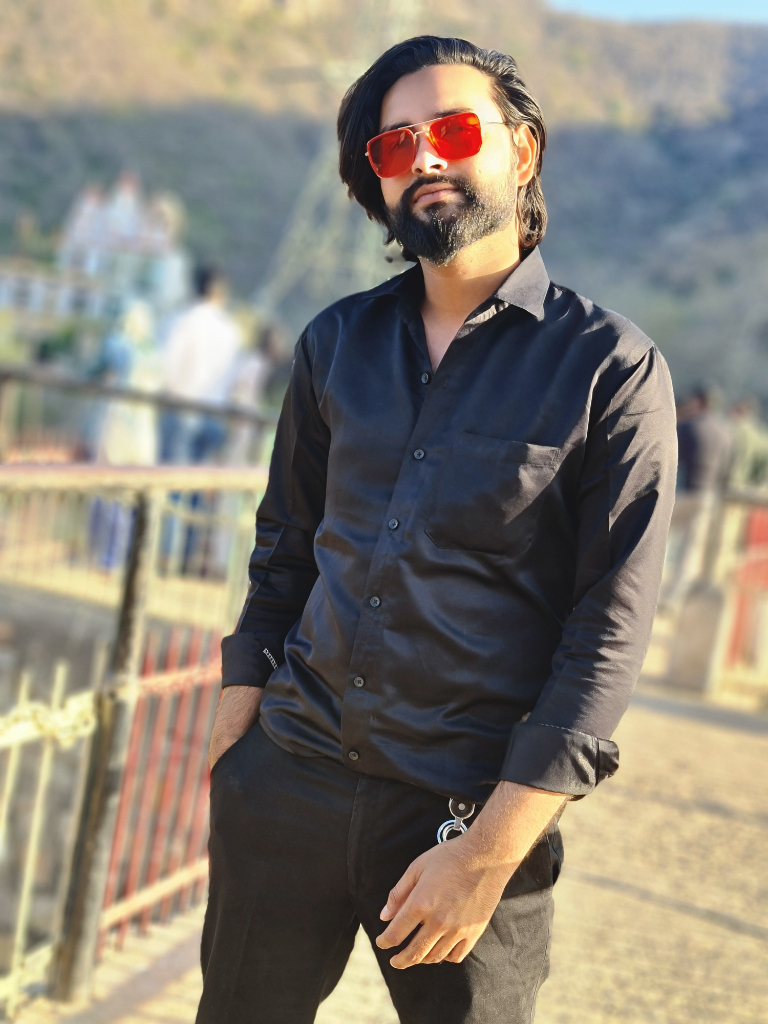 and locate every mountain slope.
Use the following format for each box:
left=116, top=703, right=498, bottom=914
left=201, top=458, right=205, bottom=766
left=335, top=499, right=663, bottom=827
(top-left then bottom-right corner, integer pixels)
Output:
left=0, top=0, right=767, bottom=400
left=0, top=0, right=767, bottom=125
